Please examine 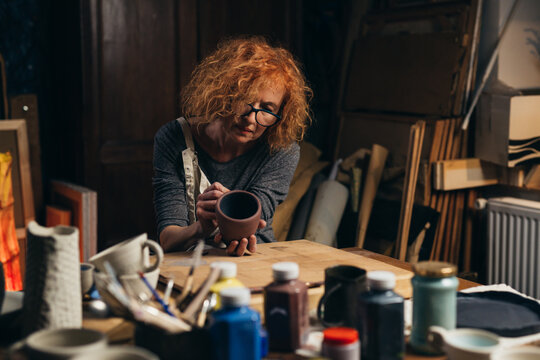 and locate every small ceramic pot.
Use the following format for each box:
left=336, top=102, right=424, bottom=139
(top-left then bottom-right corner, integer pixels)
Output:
left=216, top=190, right=261, bottom=244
